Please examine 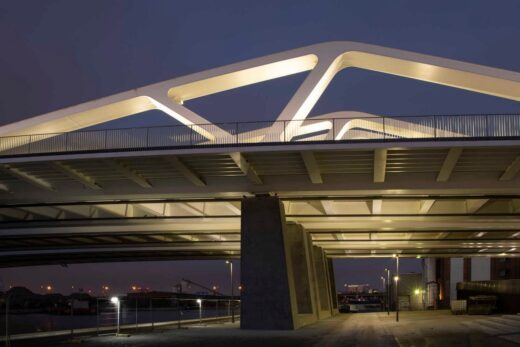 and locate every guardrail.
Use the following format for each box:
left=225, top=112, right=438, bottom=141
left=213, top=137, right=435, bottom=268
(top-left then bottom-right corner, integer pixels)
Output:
left=1, top=296, right=240, bottom=344
left=0, top=114, right=519, bottom=156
